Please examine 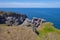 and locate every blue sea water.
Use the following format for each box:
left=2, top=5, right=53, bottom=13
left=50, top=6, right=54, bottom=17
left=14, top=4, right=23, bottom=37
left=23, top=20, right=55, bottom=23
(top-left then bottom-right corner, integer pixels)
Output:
left=0, top=8, right=60, bottom=29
